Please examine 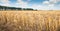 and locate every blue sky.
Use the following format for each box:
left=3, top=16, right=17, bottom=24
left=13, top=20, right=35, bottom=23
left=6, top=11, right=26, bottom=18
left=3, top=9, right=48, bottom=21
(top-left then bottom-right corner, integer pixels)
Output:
left=0, top=0, right=60, bottom=10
